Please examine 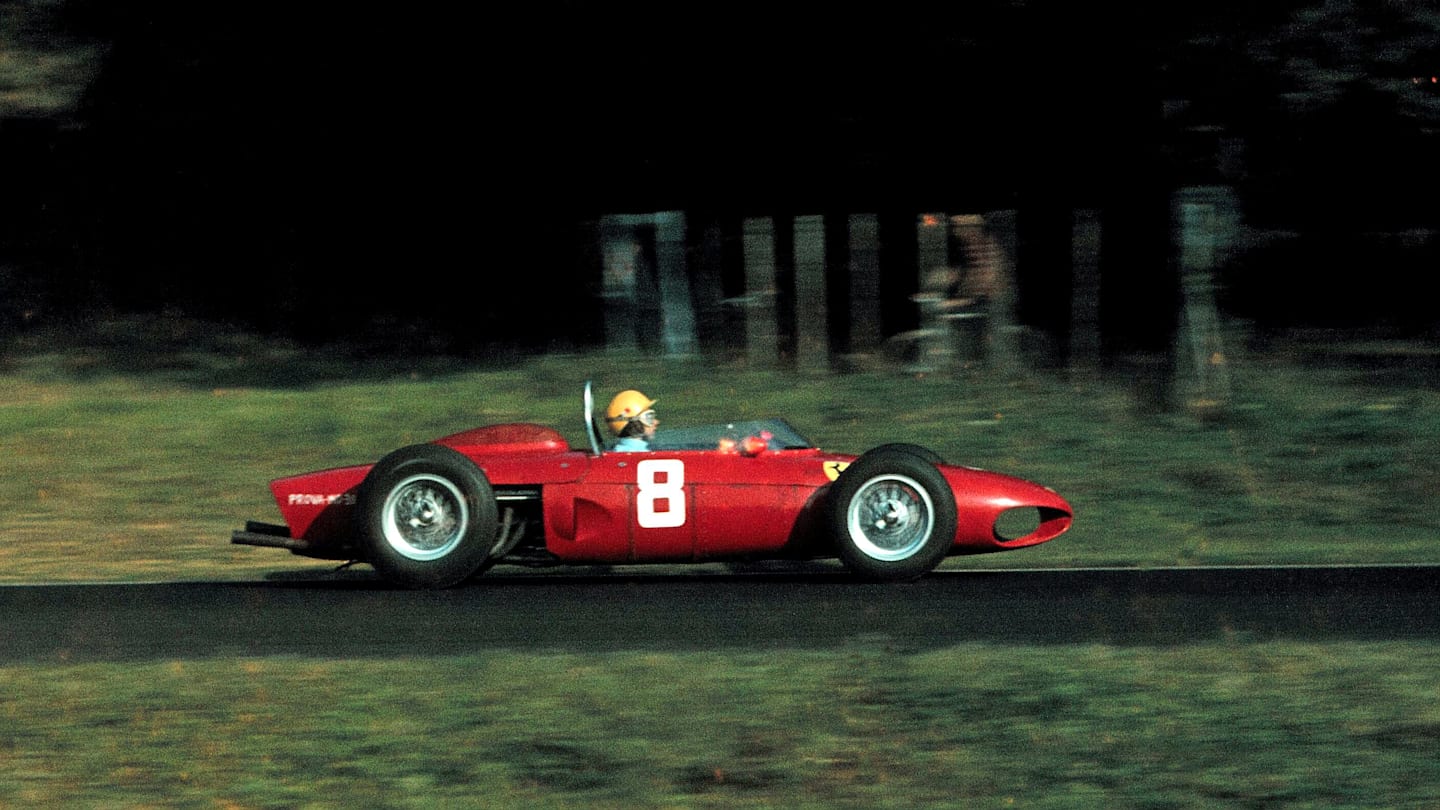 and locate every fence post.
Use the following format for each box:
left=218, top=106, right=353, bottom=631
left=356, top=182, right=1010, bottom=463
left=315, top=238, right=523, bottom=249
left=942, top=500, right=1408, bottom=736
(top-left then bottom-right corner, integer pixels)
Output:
left=599, top=215, right=642, bottom=352
left=794, top=214, right=828, bottom=371
left=847, top=213, right=883, bottom=361
left=773, top=215, right=797, bottom=369
left=1174, top=186, right=1235, bottom=418
left=742, top=217, right=779, bottom=368
left=687, top=213, right=726, bottom=361
left=654, top=211, right=697, bottom=358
